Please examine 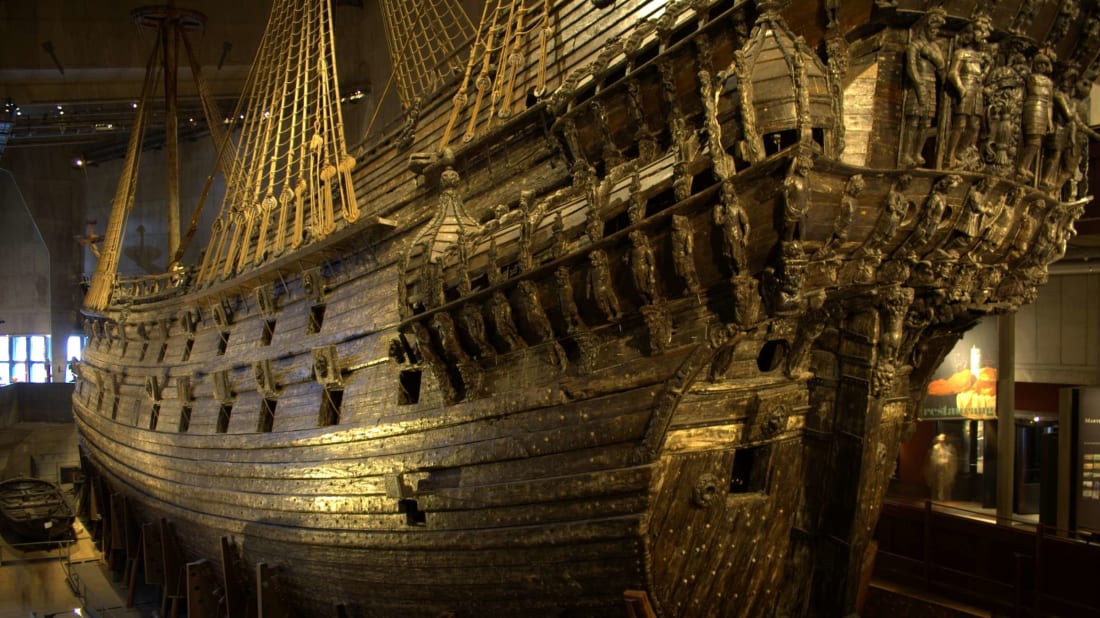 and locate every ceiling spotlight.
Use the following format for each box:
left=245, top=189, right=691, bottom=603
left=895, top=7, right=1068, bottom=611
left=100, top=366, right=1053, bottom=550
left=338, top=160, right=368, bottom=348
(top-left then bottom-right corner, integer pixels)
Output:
left=73, top=157, right=85, bottom=168
left=131, top=101, right=138, bottom=109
